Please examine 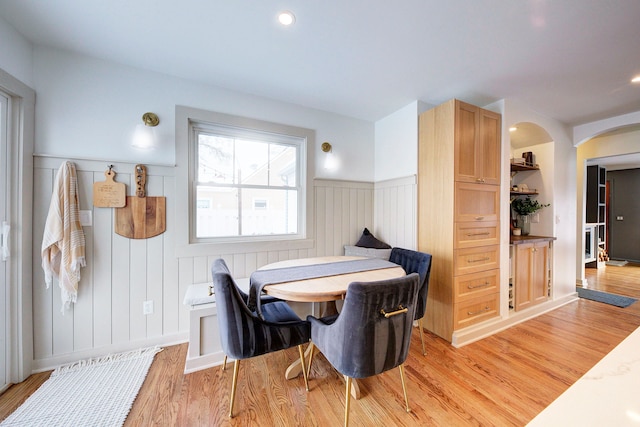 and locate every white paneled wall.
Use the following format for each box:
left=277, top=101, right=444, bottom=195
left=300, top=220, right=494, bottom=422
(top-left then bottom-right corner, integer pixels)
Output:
left=375, top=175, right=417, bottom=249
left=32, top=156, right=179, bottom=370
left=31, top=158, right=415, bottom=370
